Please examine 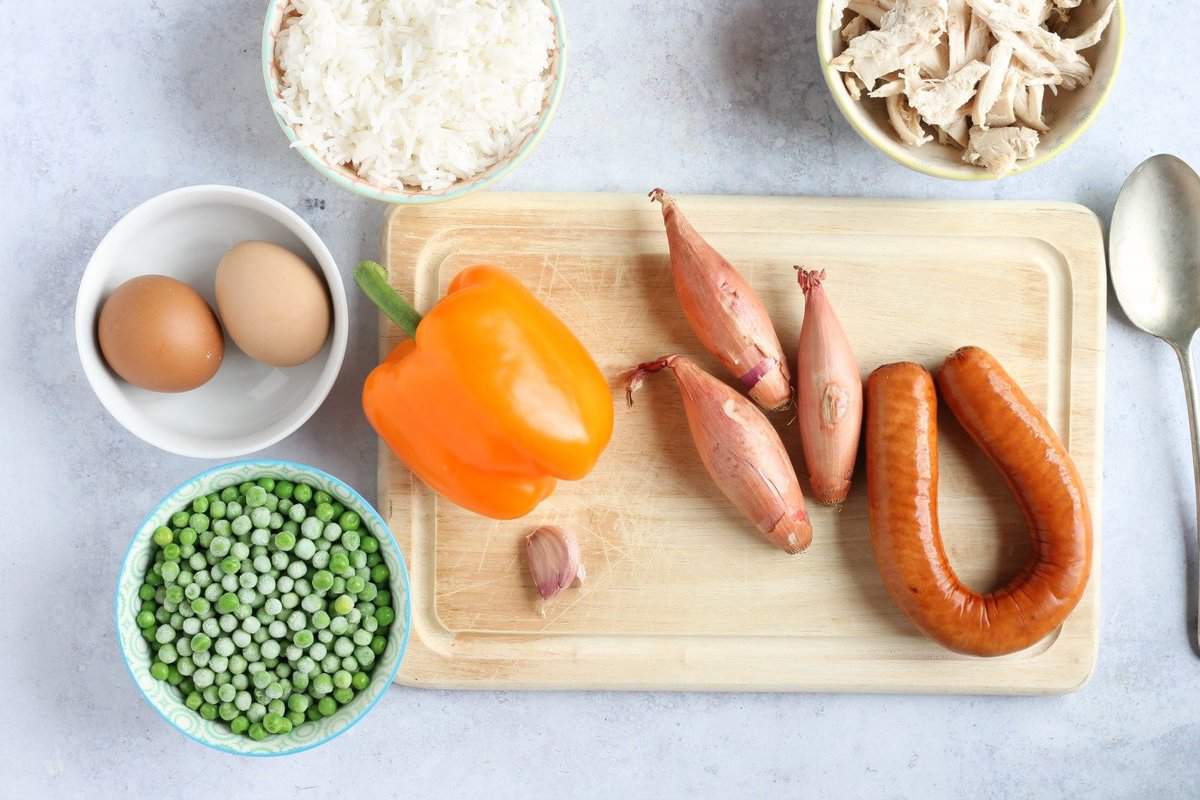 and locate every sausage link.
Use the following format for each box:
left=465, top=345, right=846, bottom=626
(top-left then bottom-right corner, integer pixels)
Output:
left=865, top=348, right=1092, bottom=656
